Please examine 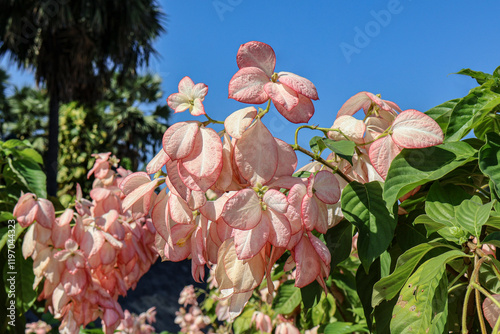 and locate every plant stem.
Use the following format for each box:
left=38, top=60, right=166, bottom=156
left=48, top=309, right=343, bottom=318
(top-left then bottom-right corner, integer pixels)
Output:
left=462, top=256, right=490, bottom=333
left=471, top=283, right=500, bottom=309
left=292, top=144, right=351, bottom=183
left=448, top=266, right=468, bottom=290
left=203, top=114, right=224, bottom=125
left=476, top=288, right=487, bottom=334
